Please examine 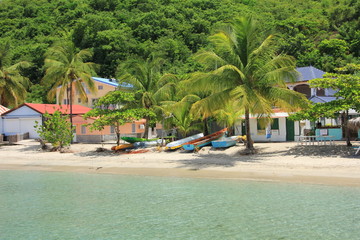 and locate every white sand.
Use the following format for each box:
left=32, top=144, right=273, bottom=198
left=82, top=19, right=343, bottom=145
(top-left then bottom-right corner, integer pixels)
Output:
left=1, top=139, right=360, bottom=186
